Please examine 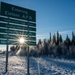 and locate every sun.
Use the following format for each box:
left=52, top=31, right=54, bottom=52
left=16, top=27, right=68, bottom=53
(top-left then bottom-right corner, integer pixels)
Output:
left=19, top=37, right=25, bottom=44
